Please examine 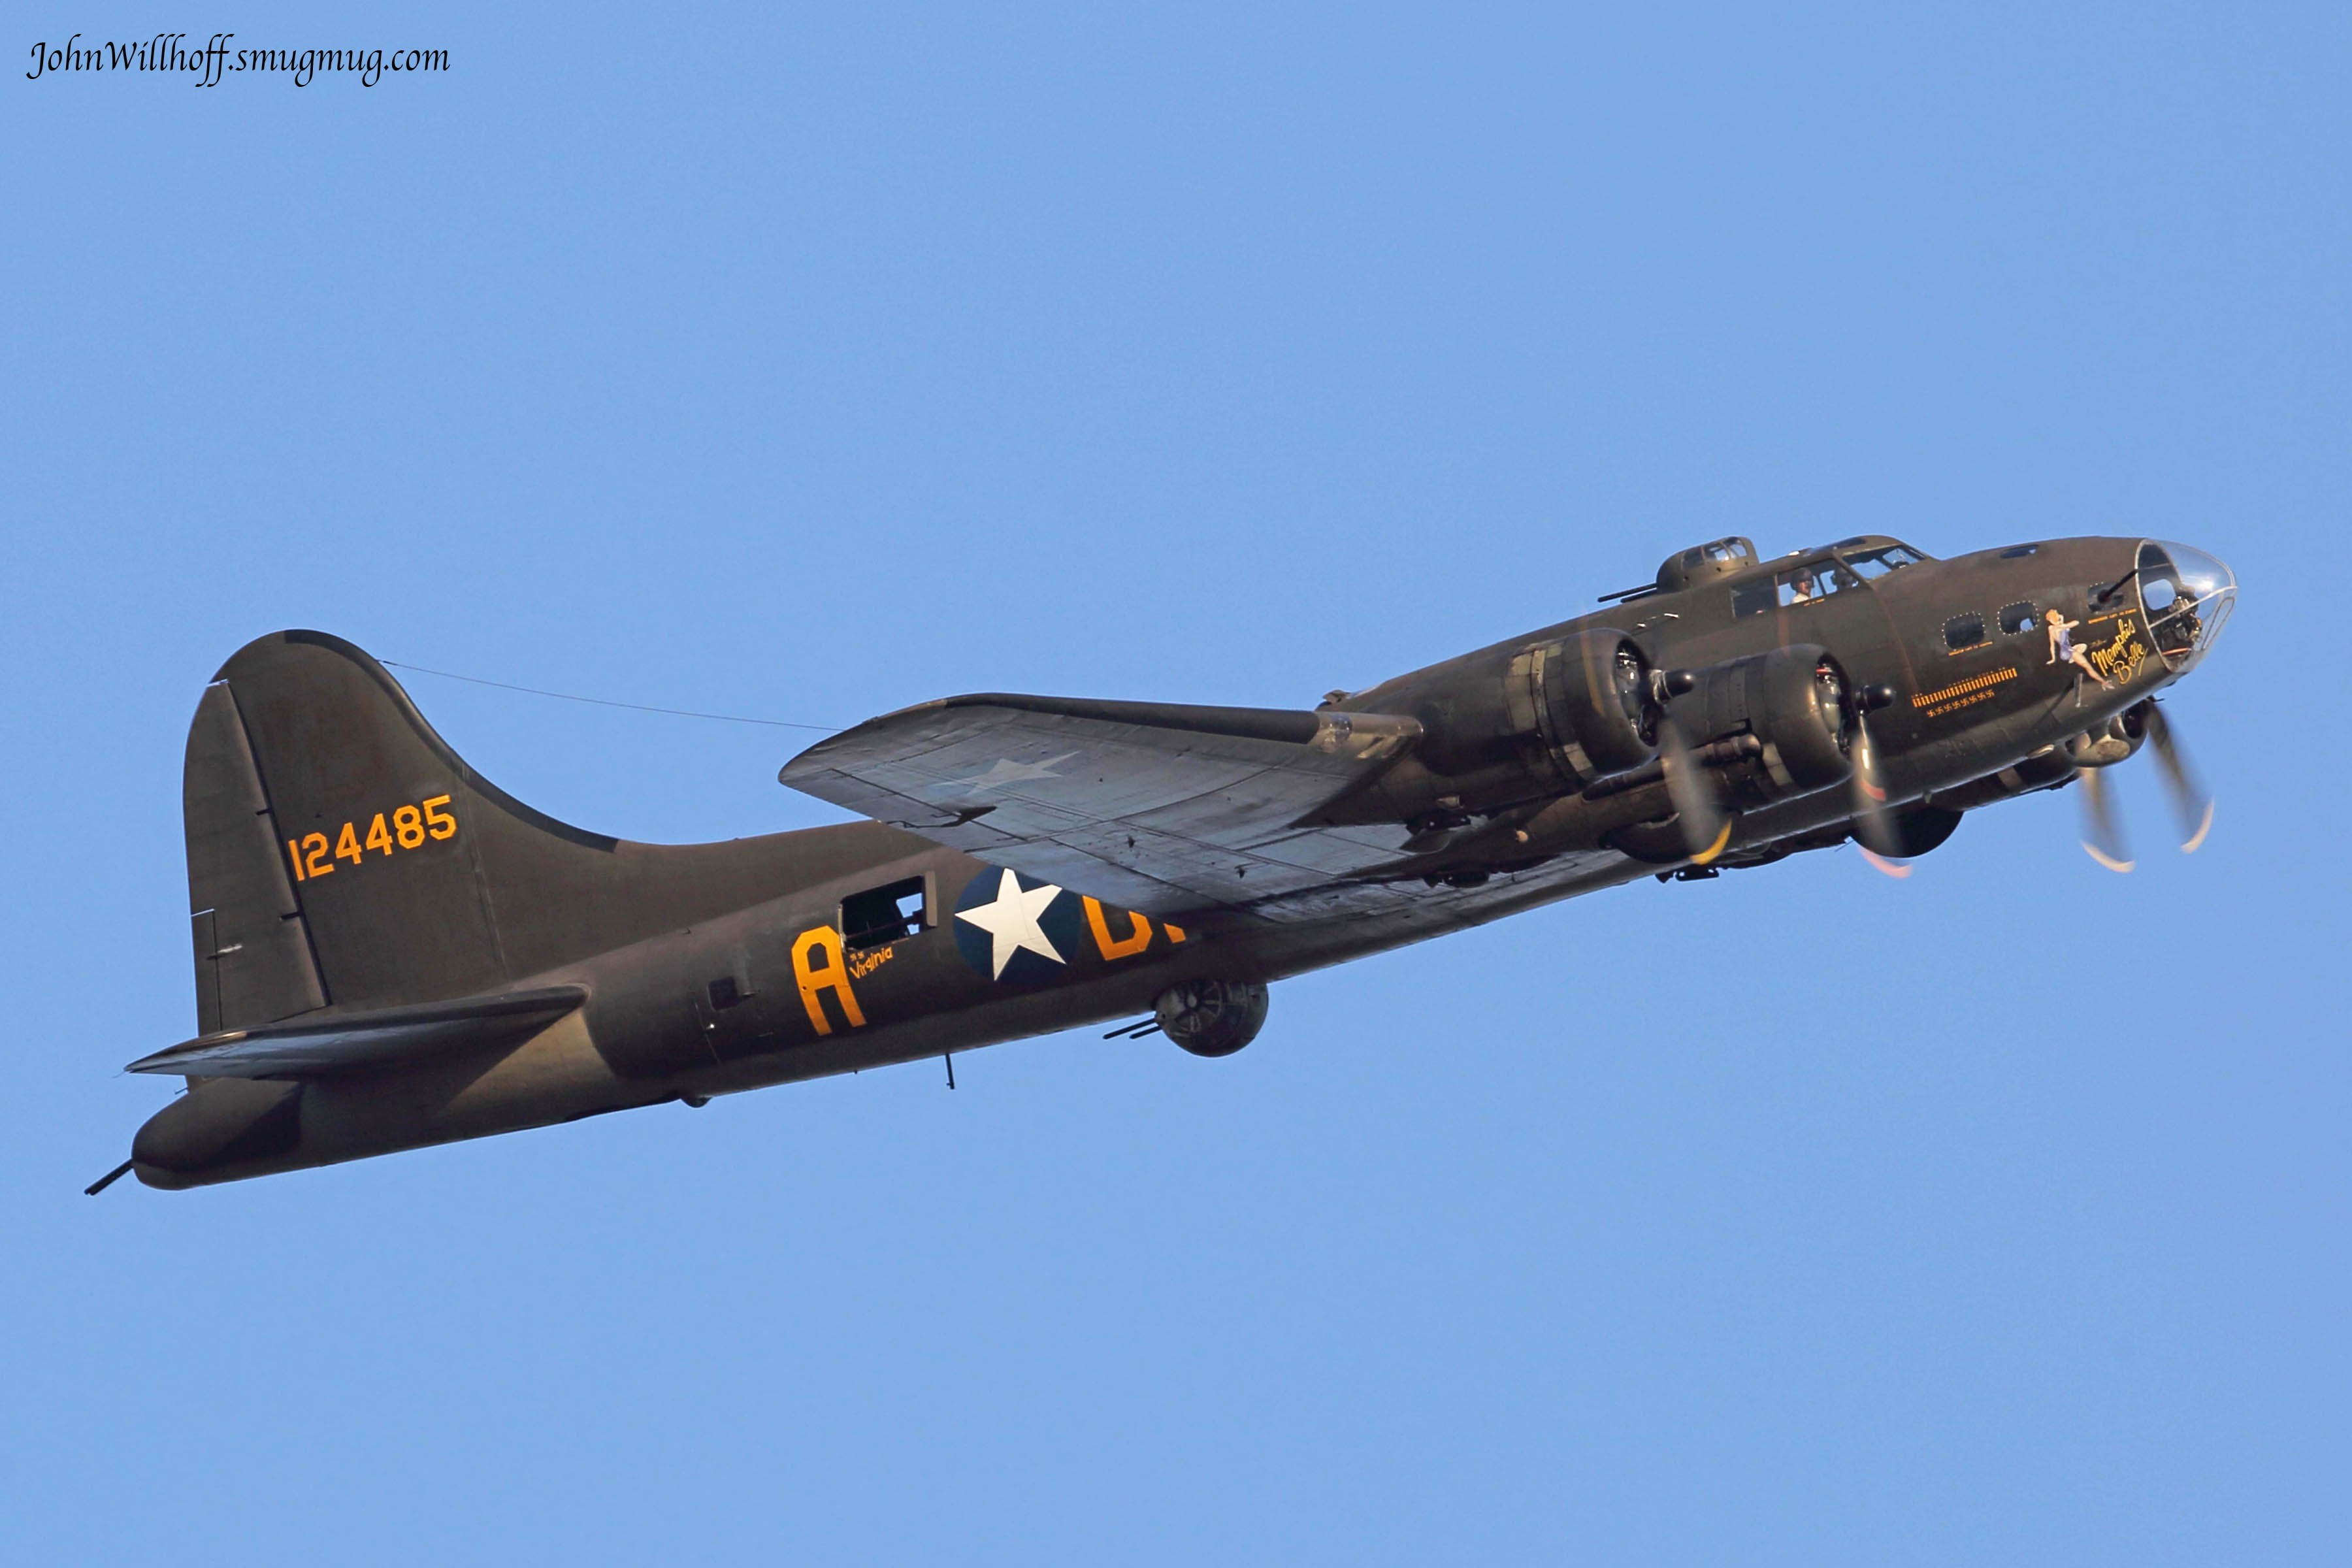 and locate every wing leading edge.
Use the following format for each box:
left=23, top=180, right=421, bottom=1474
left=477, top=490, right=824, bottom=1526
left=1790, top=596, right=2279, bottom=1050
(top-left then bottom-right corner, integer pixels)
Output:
left=779, top=694, right=1422, bottom=917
